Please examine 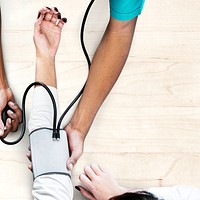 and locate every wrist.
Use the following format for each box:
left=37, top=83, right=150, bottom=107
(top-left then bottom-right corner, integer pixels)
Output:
left=35, top=56, right=57, bottom=87
left=35, top=45, right=56, bottom=62
left=0, top=51, right=8, bottom=88
left=0, top=67, right=9, bottom=89
left=68, top=107, right=94, bottom=139
left=0, top=80, right=8, bottom=89
left=36, top=55, right=55, bottom=66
